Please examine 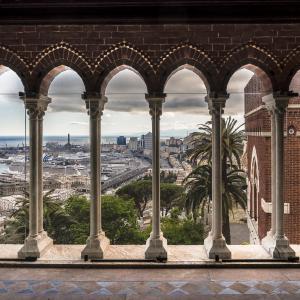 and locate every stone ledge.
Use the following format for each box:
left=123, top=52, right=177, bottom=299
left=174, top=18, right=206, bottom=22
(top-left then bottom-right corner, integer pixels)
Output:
left=2, top=244, right=299, bottom=262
